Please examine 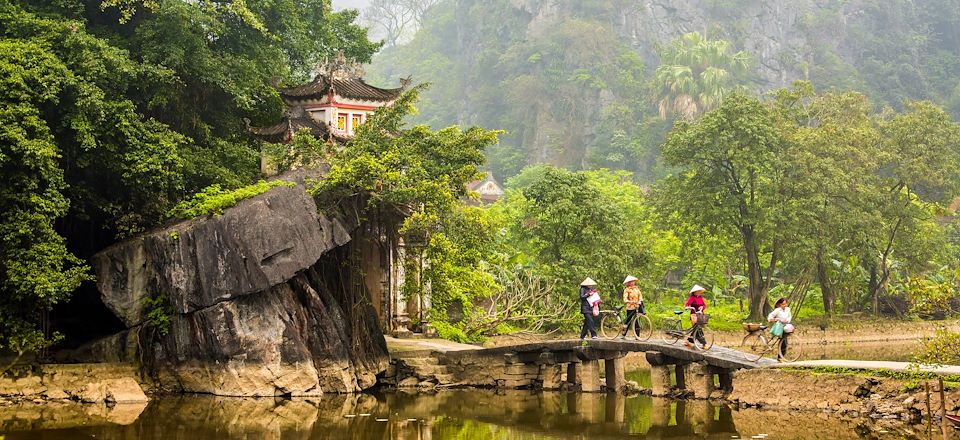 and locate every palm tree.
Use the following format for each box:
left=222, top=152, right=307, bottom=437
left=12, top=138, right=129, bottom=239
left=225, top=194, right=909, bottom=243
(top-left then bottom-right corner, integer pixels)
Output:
left=652, top=32, right=751, bottom=120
